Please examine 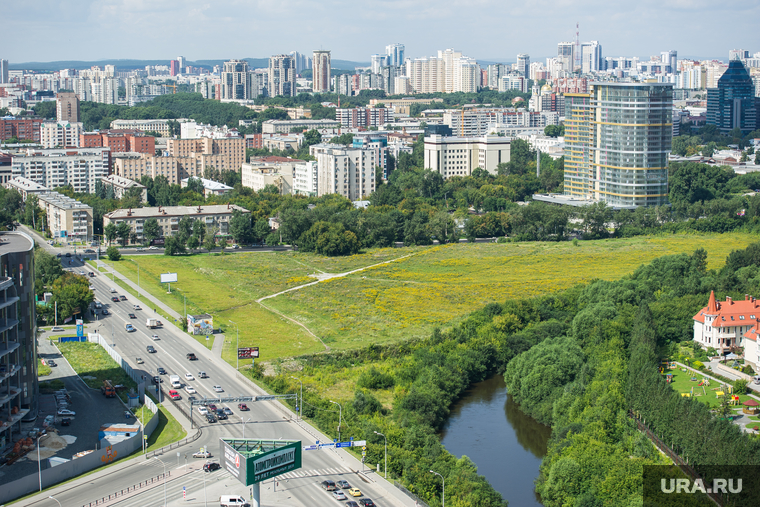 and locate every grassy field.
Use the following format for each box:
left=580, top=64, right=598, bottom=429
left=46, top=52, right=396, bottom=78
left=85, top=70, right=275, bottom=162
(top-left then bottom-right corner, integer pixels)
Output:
left=134, top=404, right=187, bottom=453
left=662, top=369, right=753, bottom=408
left=100, top=233, right=757, bottom=360
left=57, top=342, right=137, bottom=399
left=38, top=358, right=52, bottom=377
